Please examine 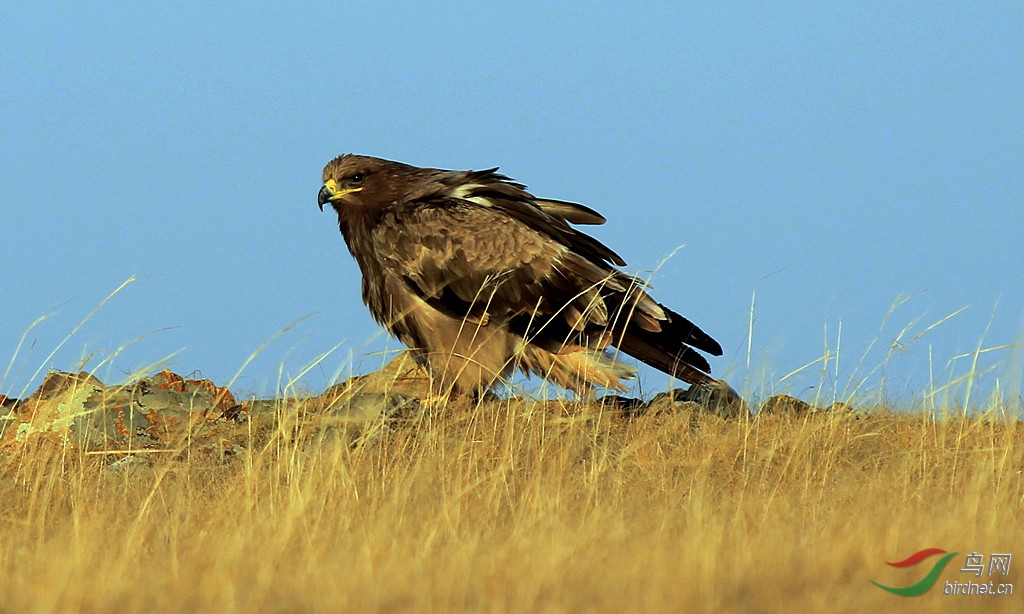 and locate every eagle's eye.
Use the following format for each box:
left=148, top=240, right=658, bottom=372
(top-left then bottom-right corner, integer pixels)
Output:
left=349, top=173, right=365, bottom=185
